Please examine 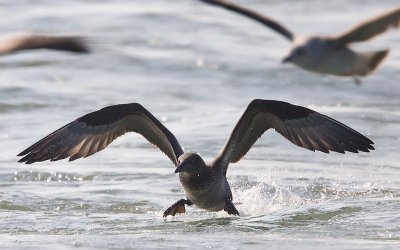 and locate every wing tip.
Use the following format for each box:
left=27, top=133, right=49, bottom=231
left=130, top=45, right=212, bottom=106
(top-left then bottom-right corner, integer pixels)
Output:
left=18, top=159, right=27, bottom=164
left=343, top=142, right=374, bottom=154
left=18, top=153, right=31, bottom=163
left=316, top=147, right=330, bottom=154
left=68, top=154, right=81, bottom=162
left=17, top=148, right=30, bottom=157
